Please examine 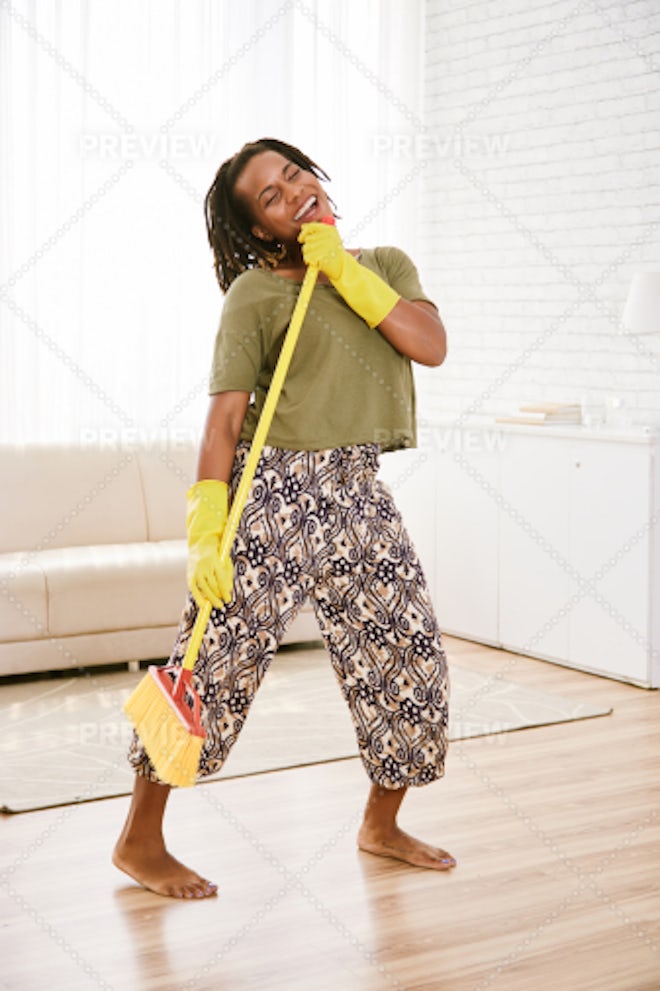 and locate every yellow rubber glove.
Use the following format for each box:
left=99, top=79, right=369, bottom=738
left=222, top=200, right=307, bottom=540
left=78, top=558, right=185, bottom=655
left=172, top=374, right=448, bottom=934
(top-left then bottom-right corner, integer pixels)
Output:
left=298, top=222, right=400, bottom=329
left=186, top=479, right=234, bottom=609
